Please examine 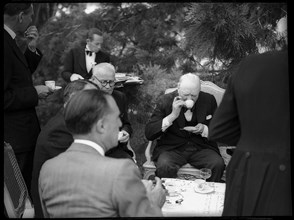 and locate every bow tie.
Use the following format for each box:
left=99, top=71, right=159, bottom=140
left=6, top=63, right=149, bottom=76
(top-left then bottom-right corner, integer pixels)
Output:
left=182, top=105, right=195, bottom=113
left=85, top=50, right=94, bottom=56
